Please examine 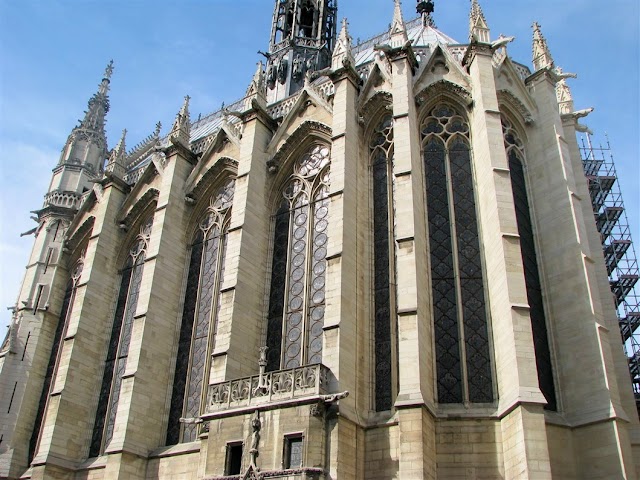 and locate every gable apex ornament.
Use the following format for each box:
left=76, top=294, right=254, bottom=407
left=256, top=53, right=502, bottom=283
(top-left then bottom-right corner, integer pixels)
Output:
left=104, top=129, right=127, bottom=180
